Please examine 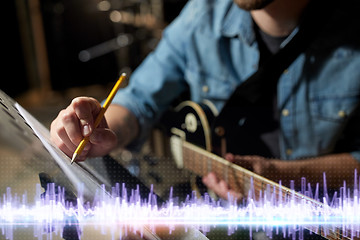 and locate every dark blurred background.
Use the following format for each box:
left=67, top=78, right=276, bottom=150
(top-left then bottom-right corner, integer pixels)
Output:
left=2, top=0, right=187, bottom=100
